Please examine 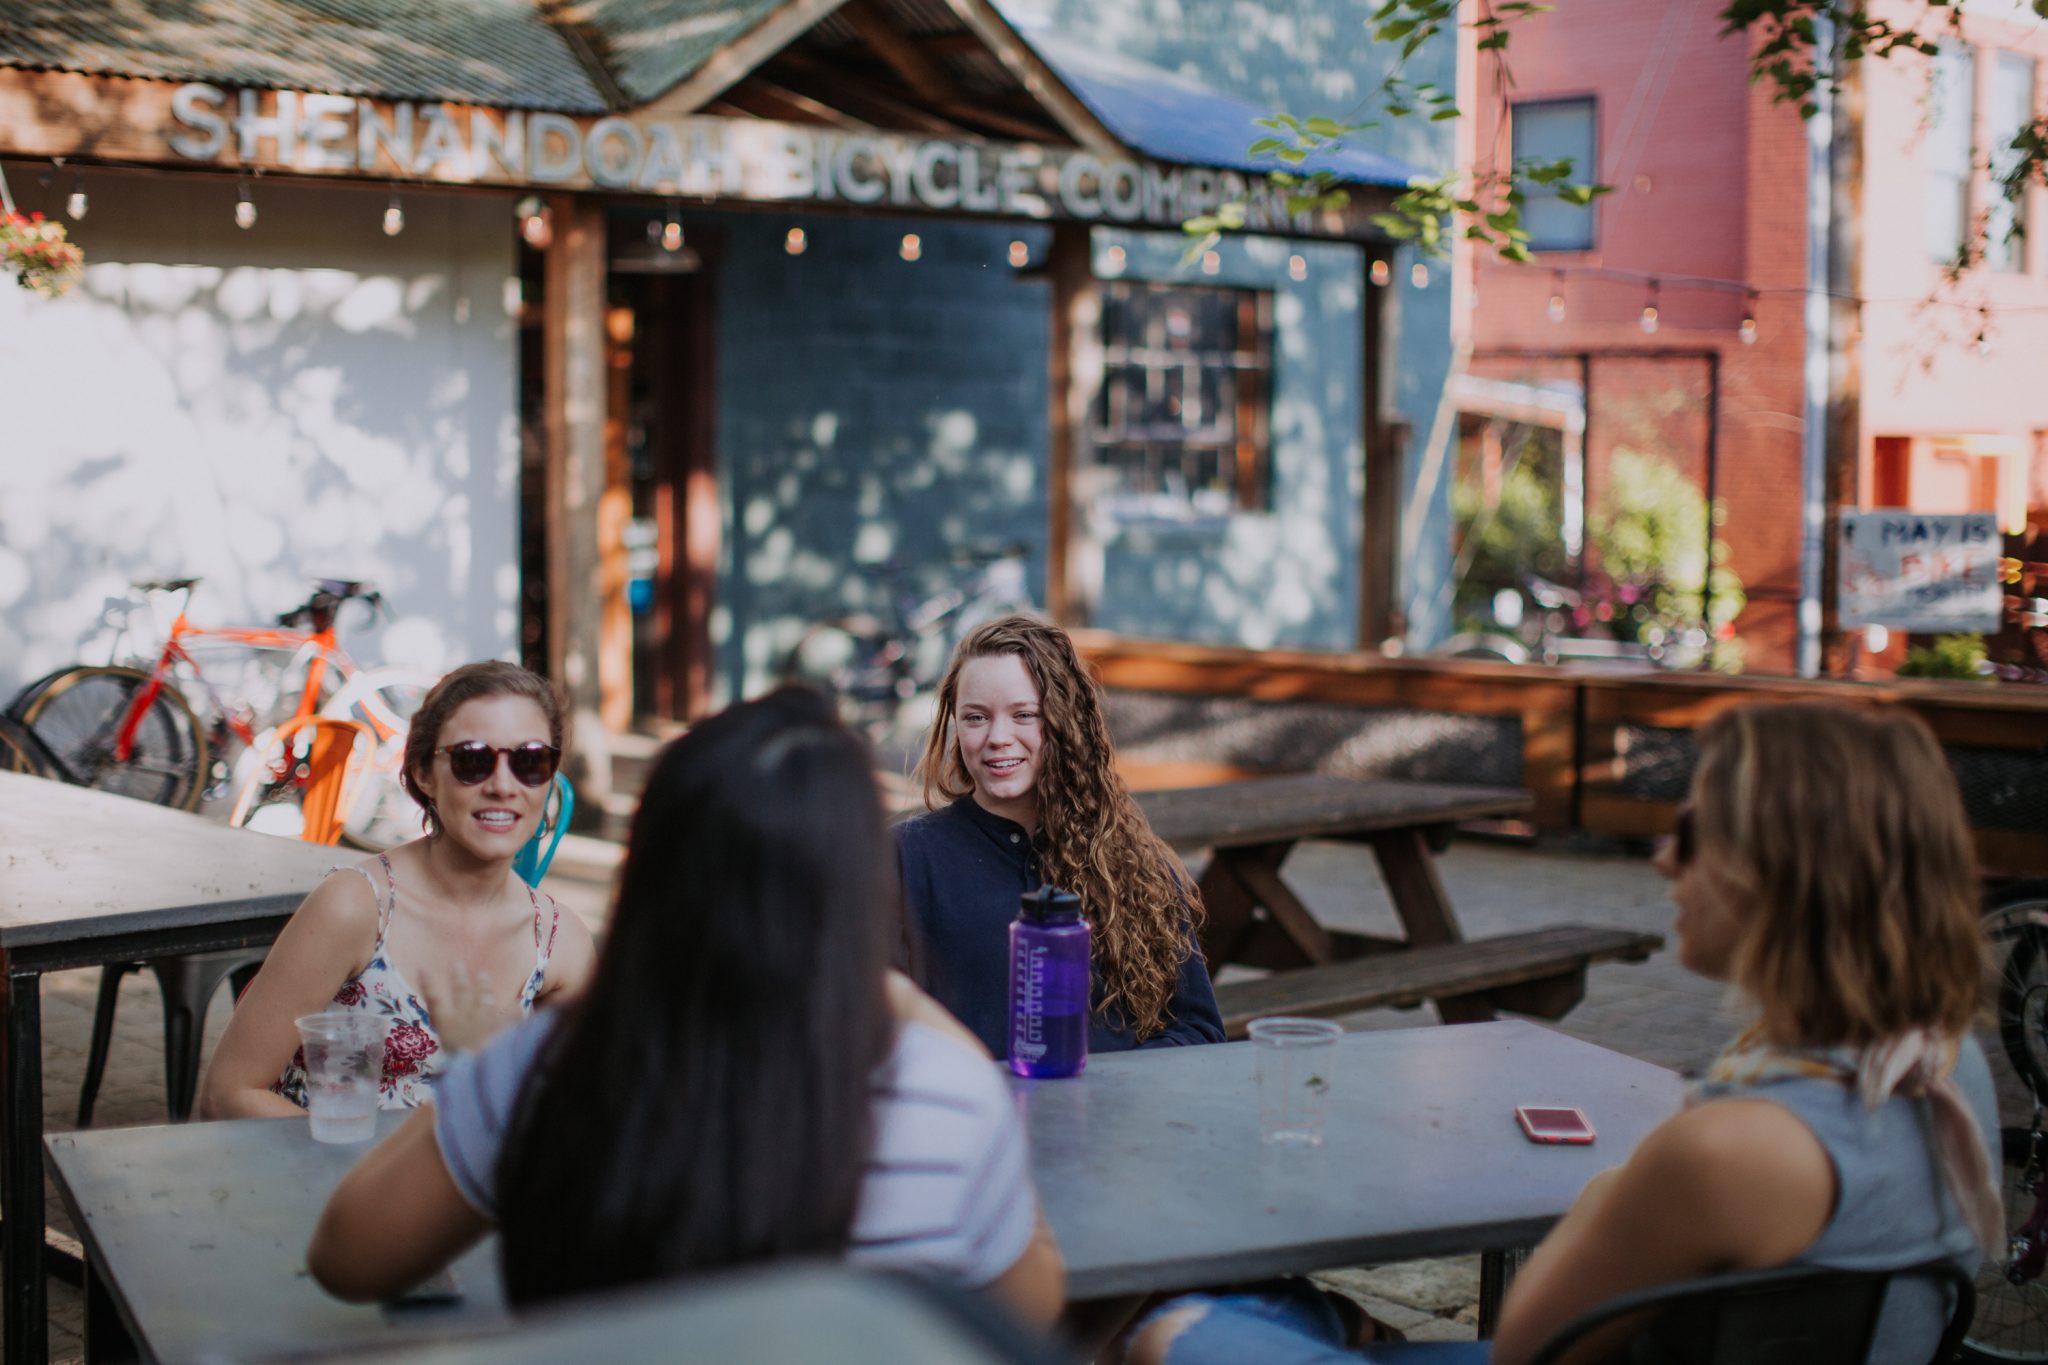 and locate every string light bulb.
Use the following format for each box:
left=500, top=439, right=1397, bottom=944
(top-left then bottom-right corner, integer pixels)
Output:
left=1639, top=279, right=1660, bottom=334
left=1369, top=258, right=1391, bottom=287
left=784, top=227, right=807, bottom=256
left=660, top=199, right=684, bottom=252
left=900, top=233, right=922, bottom=261
left=1103, top=245, right=1128, bottom=276
left=516, top=196, right=550, bottom=248
left=1738, top=291, right=1757, bottom=345
left=1008, top=240, right=1030, bottom=268
left=66, top=175, right=87, bottom=221
left=235, top=179, right=257, bottom=230
left=382, top=194, right=404, bottom=236
left=1547, top=272, right=1565, bottom=323
left=1201, top=250, right=1222, bottom=275
left=1410, top=260, right=1430, bottom=288
left=1288, top=254, right=1308, bottom=281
